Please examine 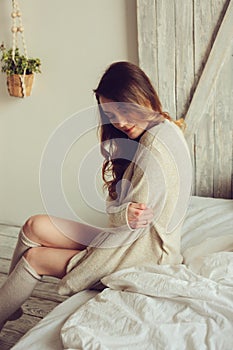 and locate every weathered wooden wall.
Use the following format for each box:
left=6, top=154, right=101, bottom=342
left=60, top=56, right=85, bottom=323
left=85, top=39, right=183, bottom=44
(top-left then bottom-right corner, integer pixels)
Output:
left=137, top=0, right=233, bottom=198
